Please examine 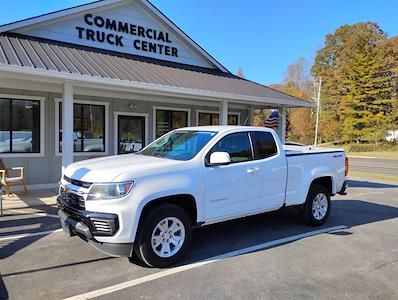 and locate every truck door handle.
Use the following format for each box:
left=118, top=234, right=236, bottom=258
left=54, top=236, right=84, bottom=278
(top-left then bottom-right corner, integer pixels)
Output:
left=246, top=167, right=260, bottom=174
